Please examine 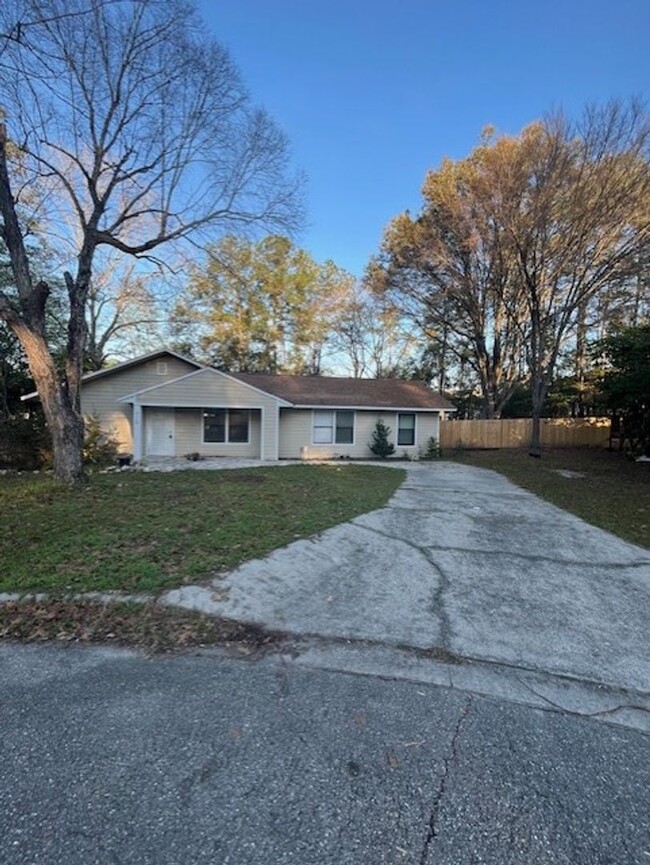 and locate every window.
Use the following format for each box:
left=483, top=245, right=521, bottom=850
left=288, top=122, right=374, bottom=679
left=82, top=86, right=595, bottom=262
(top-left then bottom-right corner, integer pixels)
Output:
left=156, top=361, right=168, bottom=375
left=204, top=408, right=226, bottom=442
left=228, top=409, right=249, bottom=443
left=313, top=410, right=334, bottom=443
left=312, top=410, right=355, bottom=445
left=203, top=409, right=249, bottom=443
left=335, top=411, right=354, bottom=444
left=397, top=413, right=415, bottom=446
